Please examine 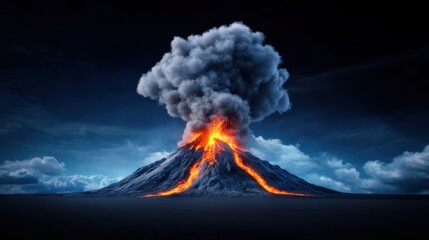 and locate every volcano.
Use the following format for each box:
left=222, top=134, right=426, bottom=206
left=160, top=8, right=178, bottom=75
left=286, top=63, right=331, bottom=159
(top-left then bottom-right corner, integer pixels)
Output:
left=97, top=116, right=336, bottom=197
